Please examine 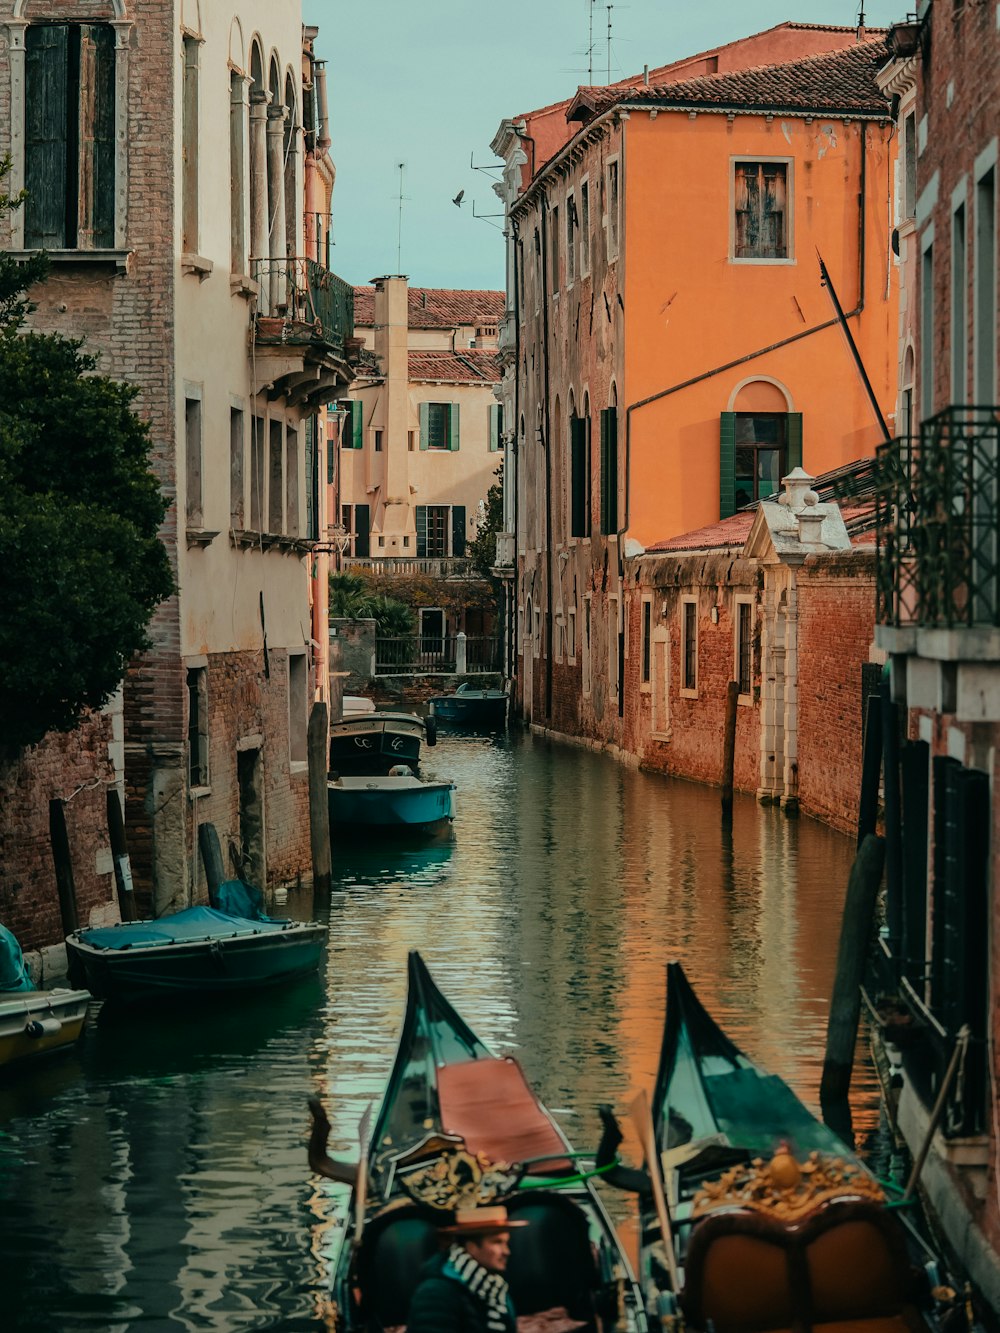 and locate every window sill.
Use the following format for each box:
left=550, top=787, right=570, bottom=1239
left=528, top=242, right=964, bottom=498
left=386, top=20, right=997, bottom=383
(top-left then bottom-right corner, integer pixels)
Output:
left=181, top=252, right=214, bottom=280
left=186, top=528, right=220, bottom=548
left=230, top=272, right=259, bottom=299
left=640, top=682, right=651, bottom=694
left=289, top=760, right=309, bottom=776
left=738, top=692, right=753, bottom=707
left=680, top=687, right=698, bottom=699
left=10, top=247, right=131, bottom=269
left=188, top=785, right=212, bottom=801
left=729, top=256, right=795, bottom=266
left=230, top=529, right=263, bottom=550
left=651, top=729, right=673, bottom=744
